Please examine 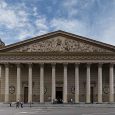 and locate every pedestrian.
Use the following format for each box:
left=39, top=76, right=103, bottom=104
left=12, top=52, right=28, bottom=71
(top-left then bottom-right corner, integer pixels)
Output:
left=20, top=102, right=23, bottom=108
left=10, top=102, right=12, bottom=107
left=16, top=99, right=20, bottom=108
left=70, top=98, right=73, bottom=103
